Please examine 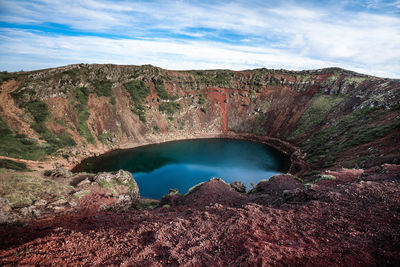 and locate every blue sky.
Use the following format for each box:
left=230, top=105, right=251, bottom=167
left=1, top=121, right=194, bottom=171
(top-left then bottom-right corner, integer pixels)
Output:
left=0, top=0, right=399, bottom=77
